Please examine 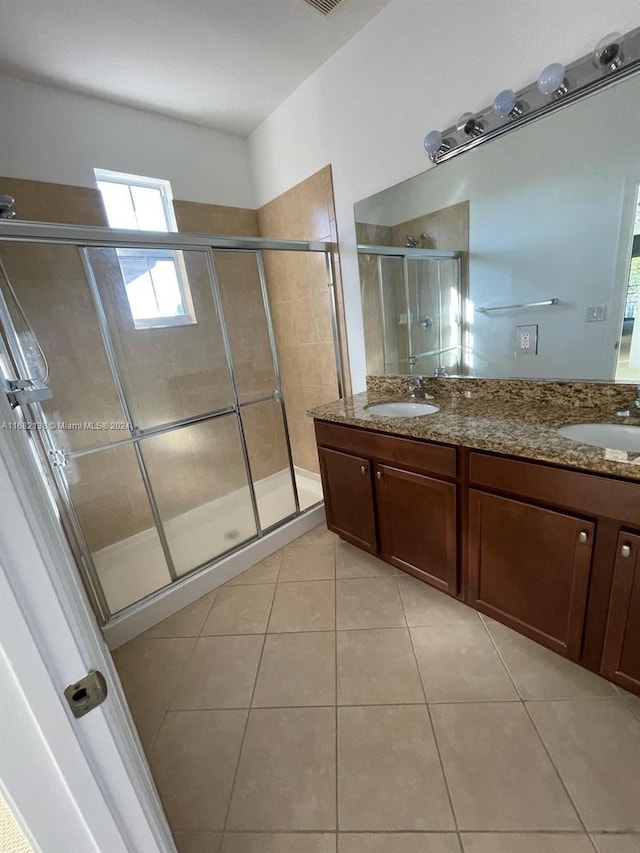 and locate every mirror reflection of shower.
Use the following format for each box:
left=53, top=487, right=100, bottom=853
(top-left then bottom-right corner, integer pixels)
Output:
left=615, top=184, right=640, bottom=382
left=357, top=244, right=465, bottom=377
